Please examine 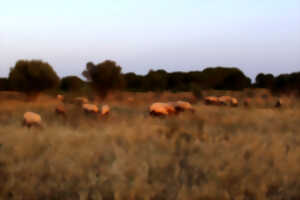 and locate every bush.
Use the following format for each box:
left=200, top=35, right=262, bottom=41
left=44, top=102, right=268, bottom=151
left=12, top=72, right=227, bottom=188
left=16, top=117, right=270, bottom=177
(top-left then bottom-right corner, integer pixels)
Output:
left=124, top=72, right=145, bottom=92
left=0, top=78, right=10, bottom=91
left=60, top=76, right=85, bottom=92
left=8, top=60, right=59, bottom=98
left=82, top=60, right=125, bottom=98
left=144, top=69, right=168, bottom=91
left=272, top=72, right=300, bottom=95
left=255, top=73, right=274, bottom=89
left=202, top=67, right=251, bottom=90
